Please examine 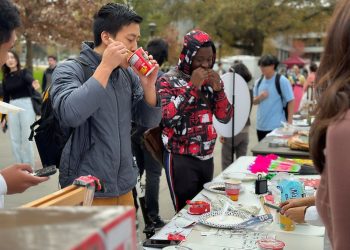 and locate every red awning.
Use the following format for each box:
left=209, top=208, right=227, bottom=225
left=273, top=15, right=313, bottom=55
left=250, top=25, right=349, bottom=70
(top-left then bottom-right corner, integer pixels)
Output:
left=282, top=56, right=306, bottom=68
